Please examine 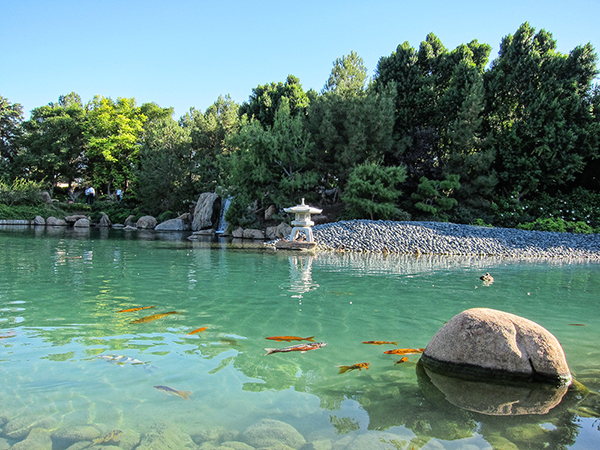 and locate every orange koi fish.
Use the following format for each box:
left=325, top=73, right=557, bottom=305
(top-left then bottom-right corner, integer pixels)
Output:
left=567, top=323, right=586, bottom=326
left=0, top=333, right=16, bottom=339
left=363, top=340, right=398, bottom=345
left=265, top=342, right=327, bottom=355
left=383, top=348, right=425, bottom=355
left=265, top=336, right=315, bottom=342
left=338, top=362, right=369, bottom=374
left=395, top=357, right=409, bottom=365
left=118, top=305, right=156, bottom=313
left=187, top=327, right=207, bottom=335
left=153, top=385, right=192, bottom=400
left=130, top=311, right=181, bottom=324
